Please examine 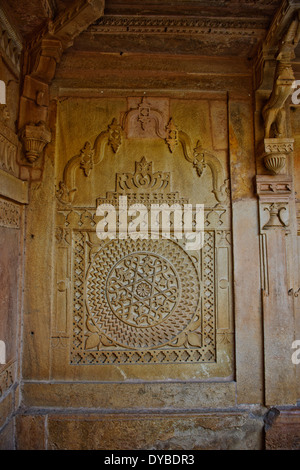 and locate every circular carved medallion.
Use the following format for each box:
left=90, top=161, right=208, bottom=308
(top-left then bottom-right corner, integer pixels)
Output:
left=86, top=238, right=200, bottom=349
left=106, top=252, right=180, bottom=328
